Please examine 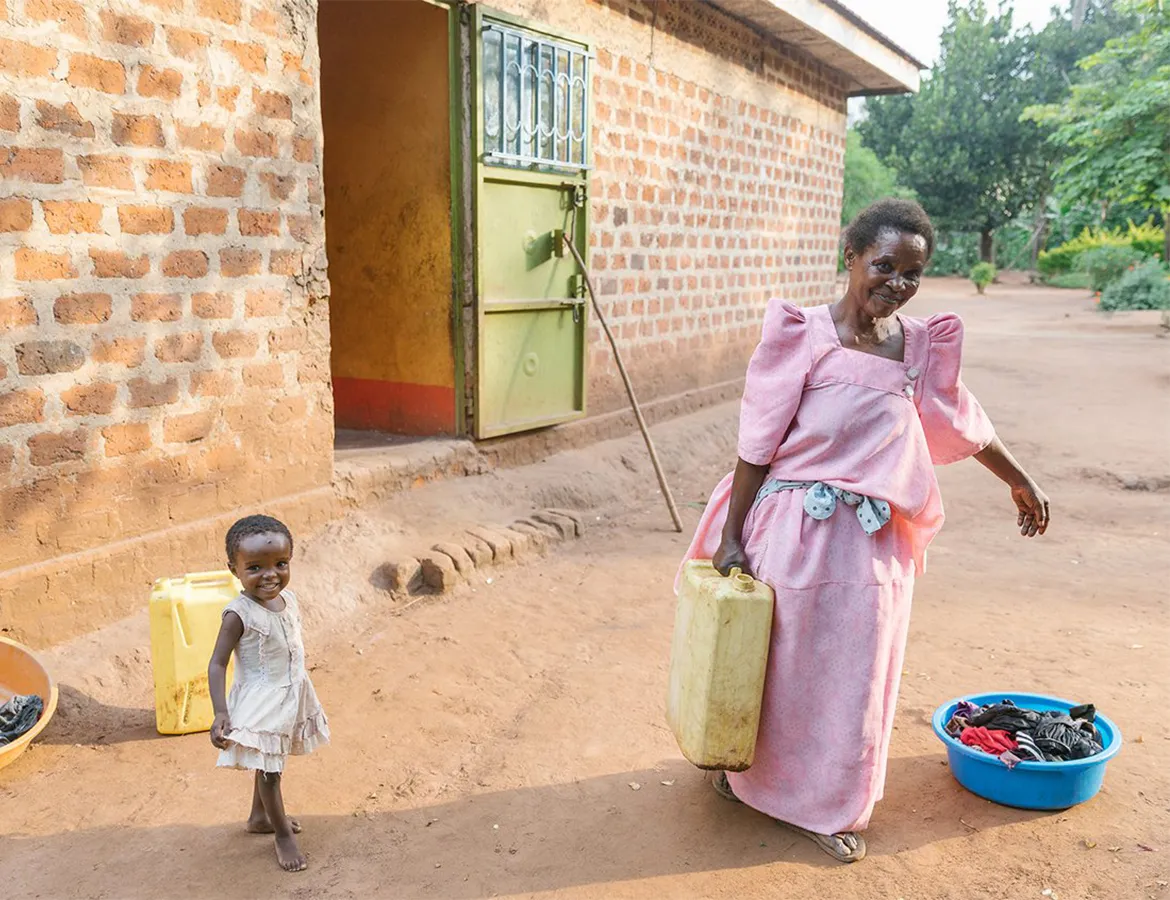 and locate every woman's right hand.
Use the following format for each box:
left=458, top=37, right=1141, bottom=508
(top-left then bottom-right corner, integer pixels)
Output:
left=210, top=712, right=231, bottom=749
left=713, top=538, right=752, bottom=578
